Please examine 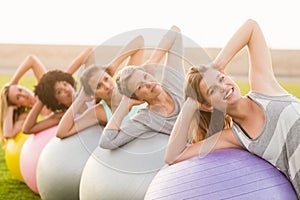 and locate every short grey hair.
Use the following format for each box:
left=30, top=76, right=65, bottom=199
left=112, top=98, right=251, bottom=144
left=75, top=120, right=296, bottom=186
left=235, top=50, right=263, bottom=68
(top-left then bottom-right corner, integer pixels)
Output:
left=116, top=65, right=146, bottom=98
